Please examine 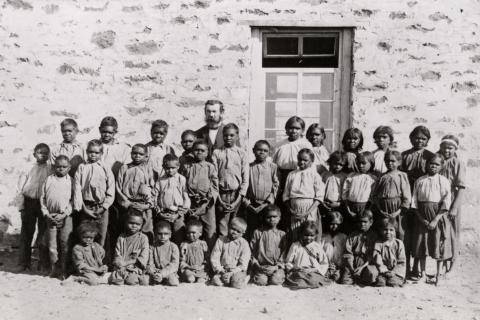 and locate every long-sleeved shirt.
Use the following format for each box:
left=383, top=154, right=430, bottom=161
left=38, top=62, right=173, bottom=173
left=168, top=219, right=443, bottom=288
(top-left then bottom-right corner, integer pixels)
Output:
left=179, top=240, right=209, bottom=271
left=372, top=149, right=387, bottom=177
left=250, top=228, right=286, bottom=267
left=273, top=138, right=312, bottom=170
left=113, top=232, right=150, bottom=272
left=322, top=171, right=347, bottom=203
left=72, top=243, right=105, bottom=274
left=246, top=161, right=279, bottom=203
left=16, top=163, right=52, bottom=209
left=342, top=172, right=377, bottom=203
left=145, top=141, right=176, bottom=176
left=50, top=141, right=84, bottom=176
left=210, top=236, right=251, bottom=273
left=411, top=174, right=451, bottom=211
left=100, top=139, right=131, bottom=178
left=40, top=174, right=73, bottom=216
left=181, top=161, right=219, bottom=200
left=73, top=161, right=115, bottom=211
left=400, top=148, right=435, bottom=189
left=321, top=232, right=347, bottom=268
left=155, top=173, right=191, bottom=210
left=373, top=170, right=411, bottom=208
left=439, top=156, right=467, bottom=192
left=285, top=241, right=329, bottom=275
left=116, top=162, right=155, bottom=208
left=344, top=230, right=377, bottom=270
left=148, top=241, right=180, bottom=276
left=282, top=167, right=324, bottom=202
left=373, top=239, right=406, bottom=278
left=211, top=146, right=249, bottom=195
left=312, top=145, right=330, bottom=167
